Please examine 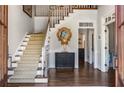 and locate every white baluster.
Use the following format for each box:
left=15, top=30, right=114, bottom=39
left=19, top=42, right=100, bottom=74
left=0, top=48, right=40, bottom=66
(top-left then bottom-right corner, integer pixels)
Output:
left=65, top=6, right=67, bottom=16
left=58, top=7, right=60, bottom=23
left=70, top=5, right=73, bottom=13
left=56, top=7, right=58, bottom=24
left=43, top=7, right=44, bottom=16
left=65, top=7, right=67, bottom=16
left=57, top=6, right=59, bottom=24
left=60, top=6, right=62, bottom=20
left=78, top=5, right=80, bottom=9
left=55, top=8, right=56, bottom=25
left=82, top=5, right=84, bottom=8
left=57, top=7, right=58, bottom=24
left=67, top=6, right=69, bottom=16
left=62, top=7, right=64, bottom=19
left=52, top=10, right=53, bottom=28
